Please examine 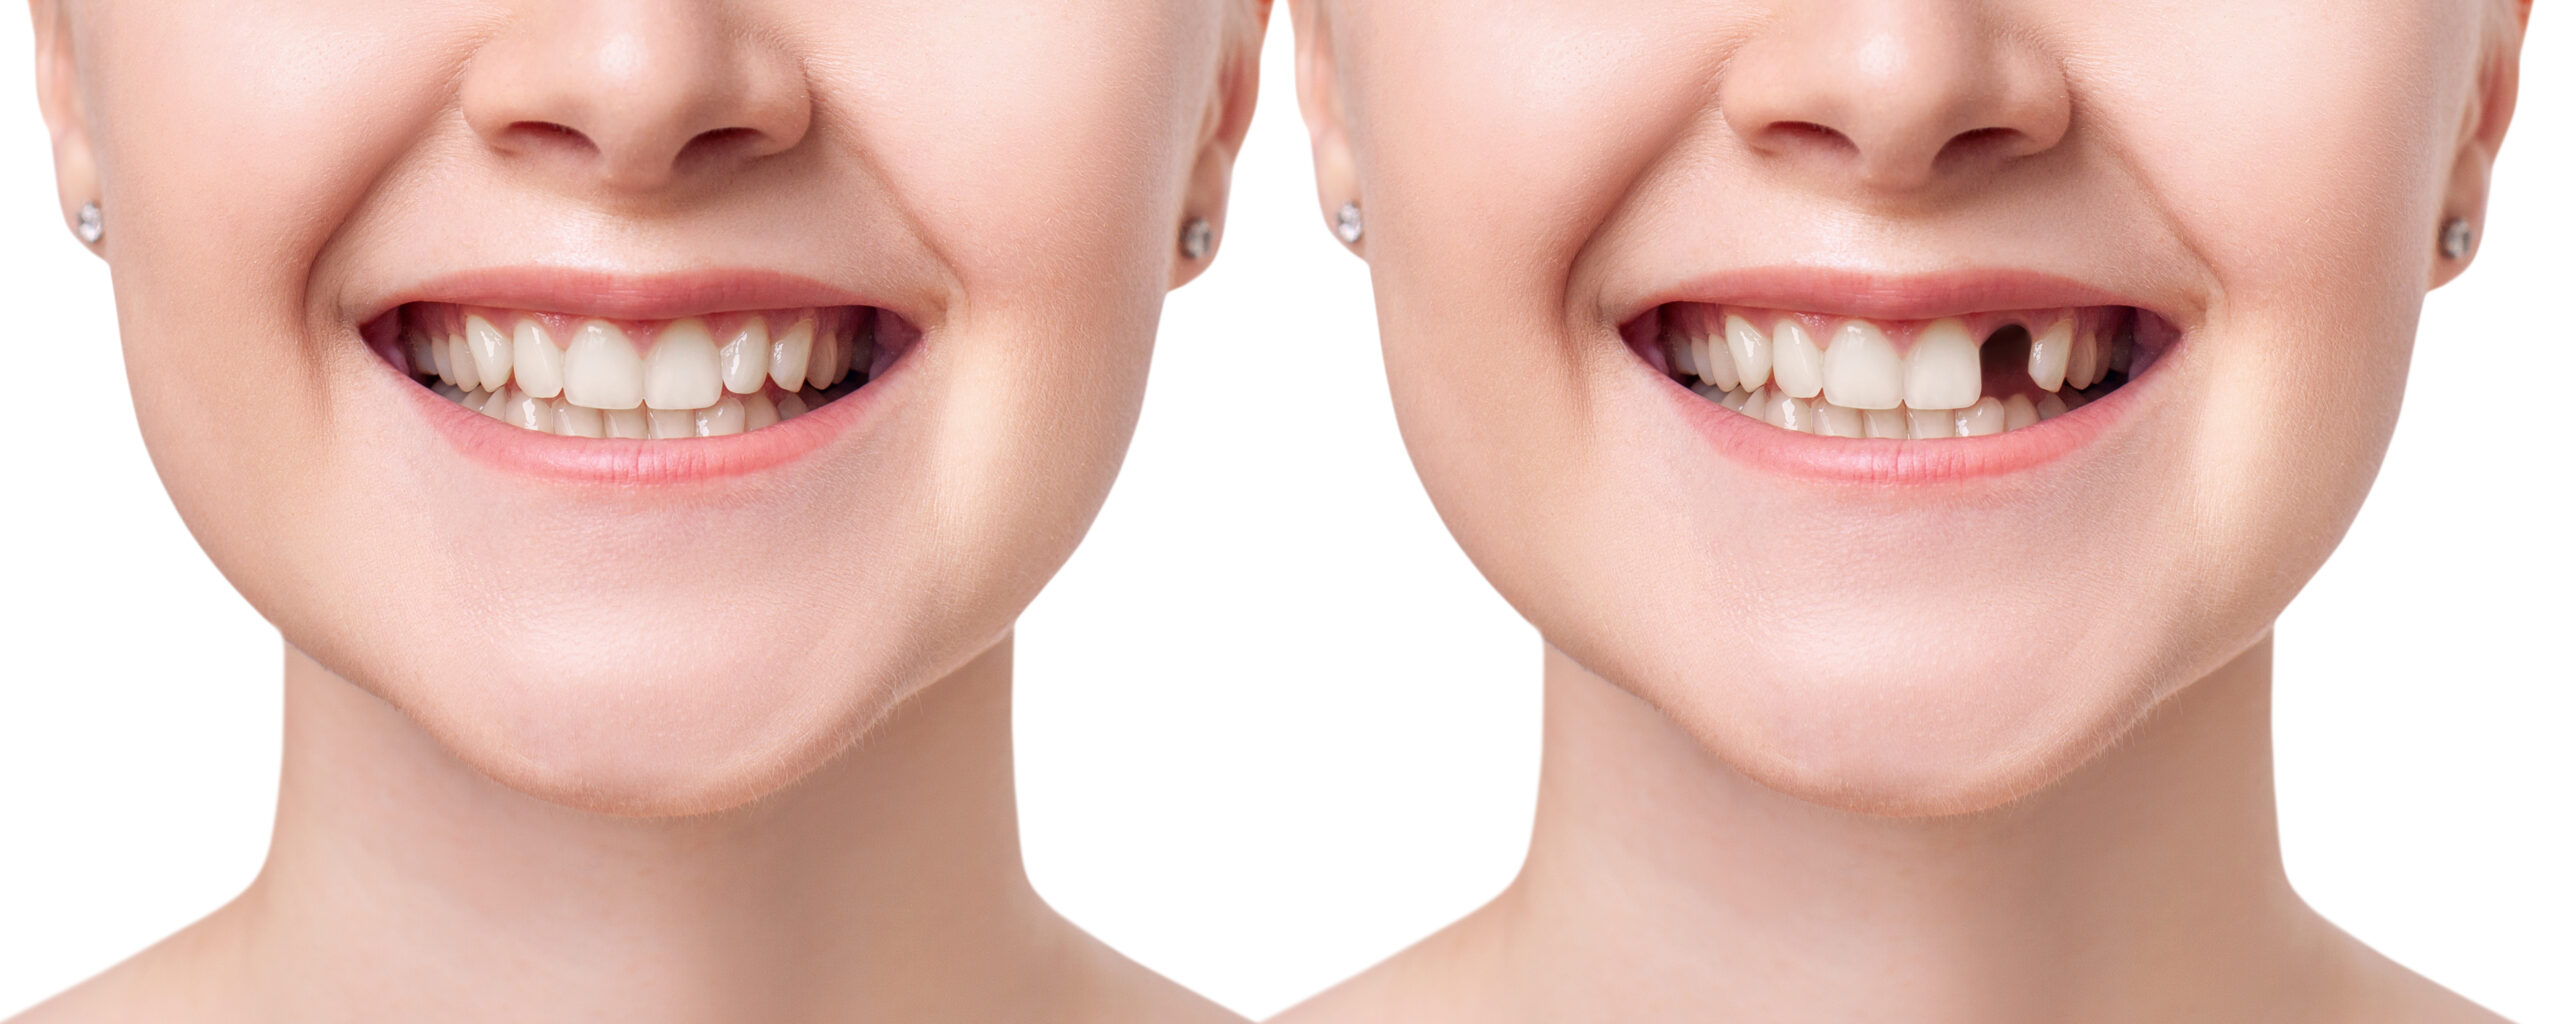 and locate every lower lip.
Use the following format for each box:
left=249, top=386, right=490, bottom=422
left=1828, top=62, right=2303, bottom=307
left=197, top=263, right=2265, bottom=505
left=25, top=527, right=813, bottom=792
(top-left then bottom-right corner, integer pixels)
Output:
left=1662, top=343, right=2178, bottom=486
left=398, top=366, right=887, bottom=486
